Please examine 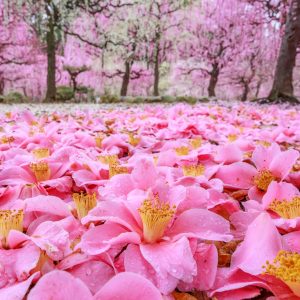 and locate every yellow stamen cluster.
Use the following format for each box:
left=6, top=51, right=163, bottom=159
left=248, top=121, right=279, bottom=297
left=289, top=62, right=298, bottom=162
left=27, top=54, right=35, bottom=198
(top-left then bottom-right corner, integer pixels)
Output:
left=128, top=132, right=140, bottom=147
left=95, top=134, right=105, bottom=148
left=182, top=164, right=205, bottom=177
left=5, top=112, right=12, bottom=118
left=109, top=163, right=129, bottom=178
left=228, top=134, right=238, bottom=142
left=29, top=126, right=45, bottom=136
left=32, top=148, right=50, bottom=159
left=254, top=169, right=275, bottom=191
left=243, top=151, right=253, bottom=159
left=0, top=210, right=24, bottom=248
left=30, top=162, right=51, bottom=182
left=73, top=192, right=97, bottom=219
left=189, top=137, right=202, bottom=149
left=263, top=250, right=300, bottom=296
left=138, top=197, right=176, bottom=243
left=98, top=154, right=118, bottom=165
left=256, top=140, right=271, bottom=148
left=175, top=146, right=190, bottom=156
left=238, top=126, right=244, bottom=133
left=1, top=136, right=14, bottom=144
left=269, top=196, right=300, bottom=219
